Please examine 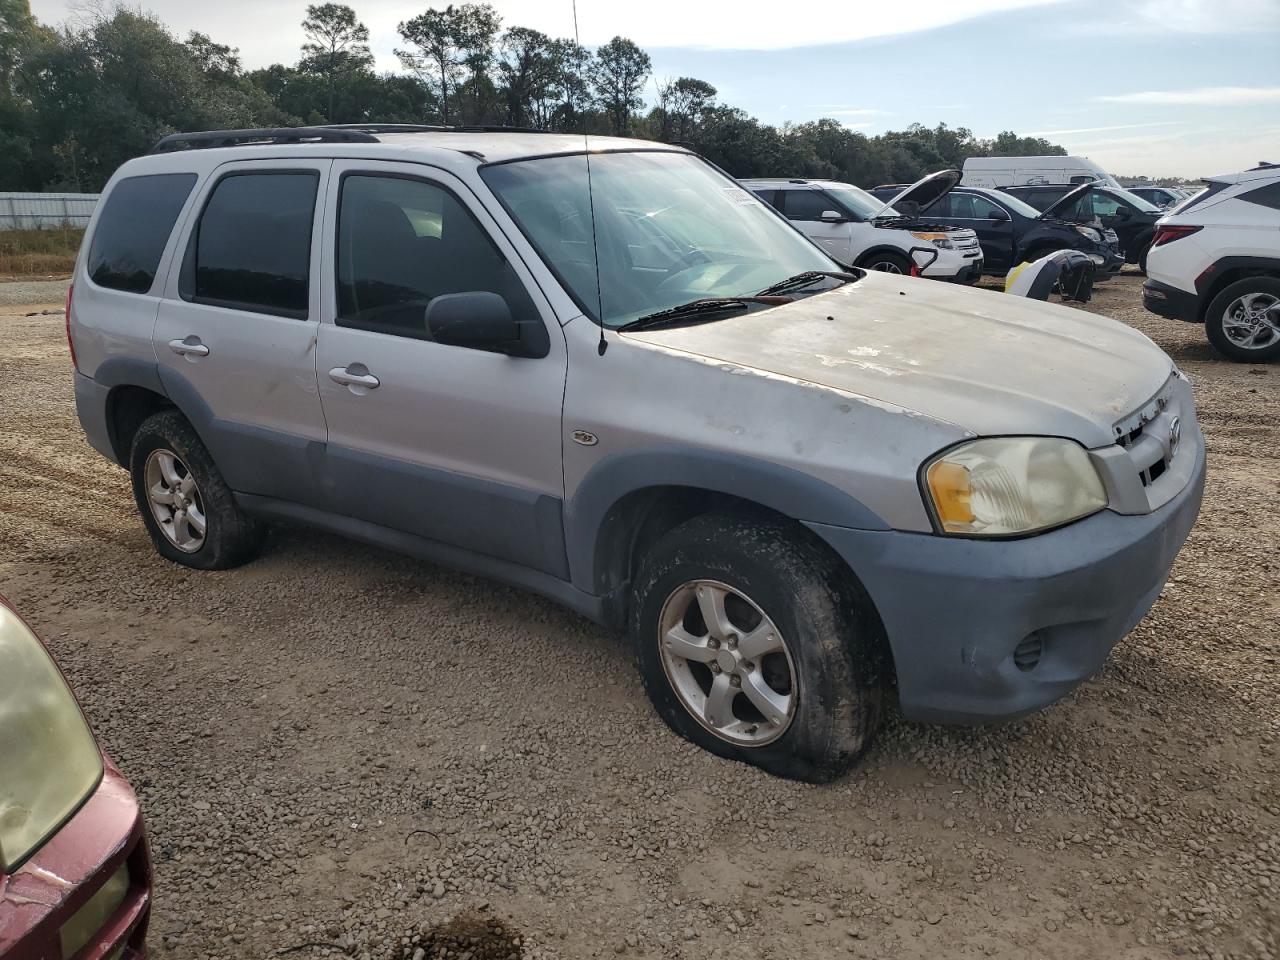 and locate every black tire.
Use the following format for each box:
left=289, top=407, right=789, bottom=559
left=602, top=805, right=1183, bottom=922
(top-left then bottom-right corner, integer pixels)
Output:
left=630, top=513, right=885, bottom=782
left=1204, top=277, right=1280, bottom=363
left=1137, top=243, right=1151, bottom=275
left=129, top=410, right=265, bottom=569
left=859, top=251, right=911, bottom=275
